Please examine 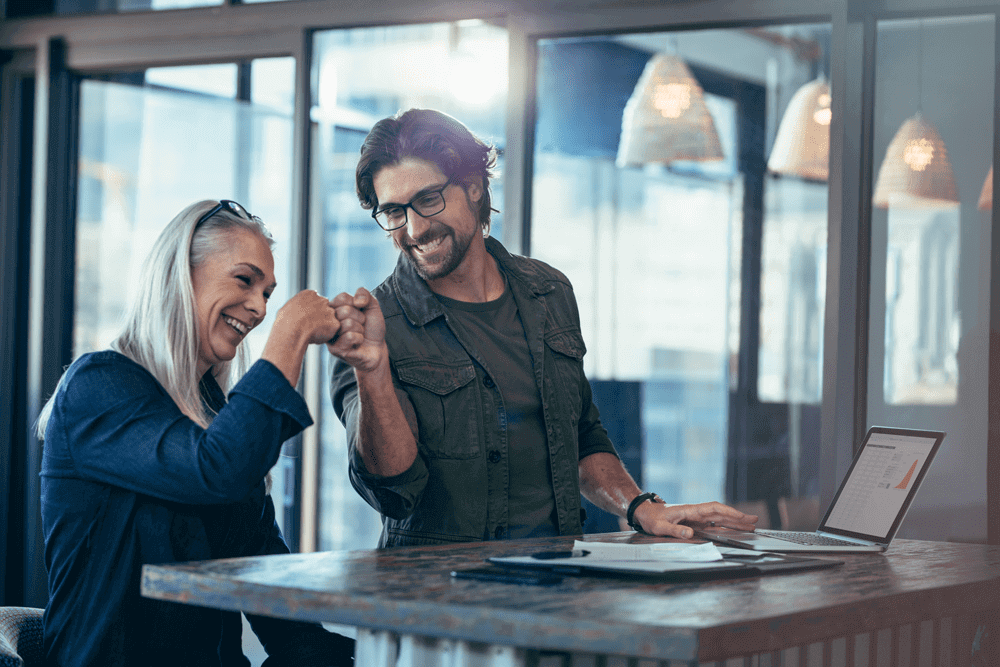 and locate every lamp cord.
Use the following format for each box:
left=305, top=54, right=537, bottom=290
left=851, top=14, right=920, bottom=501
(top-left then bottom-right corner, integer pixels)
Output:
left=917, top=19, right=924, bottom=113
